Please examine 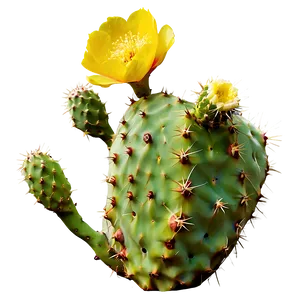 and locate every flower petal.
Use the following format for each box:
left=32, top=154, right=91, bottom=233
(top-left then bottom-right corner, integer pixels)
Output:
left=127, top=9, right=157, bottom=38
left=96, top=4, right=159, bottom=42
left=125, top=44, right=155, bottom=82
left=152, top=25, right=175, bottom=69
left=78, top=28, right=96, bottom=72
left=81, top=8, right=171, bottom=92
left=86, top=74, right=121, bottom=87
